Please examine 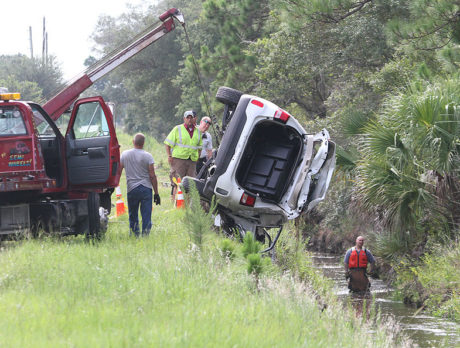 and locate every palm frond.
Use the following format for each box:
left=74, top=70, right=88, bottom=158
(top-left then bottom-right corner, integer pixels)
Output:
left=340, top=109, right=371, bottom=136
left=335, top=145, right=359, bottom=174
